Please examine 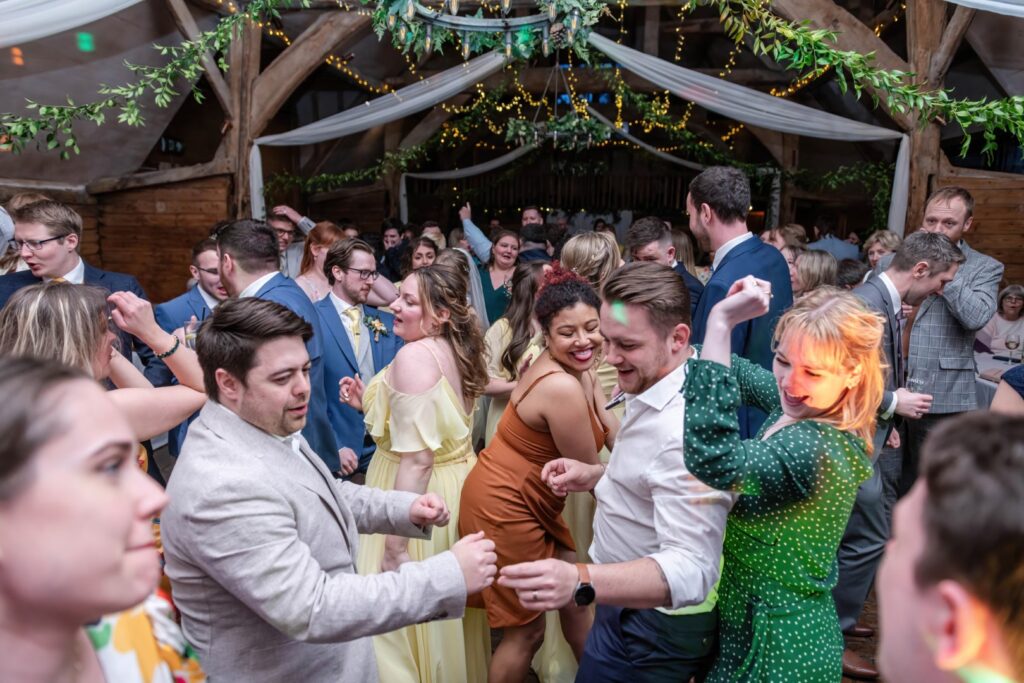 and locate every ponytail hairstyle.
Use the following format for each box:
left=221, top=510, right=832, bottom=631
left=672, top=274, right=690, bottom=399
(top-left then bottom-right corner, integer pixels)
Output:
left=413, top=262, right=489, bottom=403
left=500, top=261, right=547, bottom=379
left=534, top=265, right=601, bottom=334
left=772, top=287, right=884, bottom=451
